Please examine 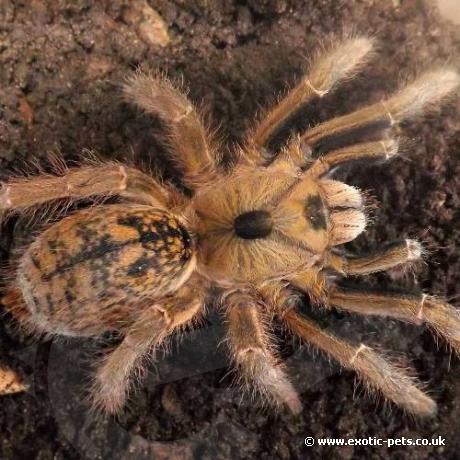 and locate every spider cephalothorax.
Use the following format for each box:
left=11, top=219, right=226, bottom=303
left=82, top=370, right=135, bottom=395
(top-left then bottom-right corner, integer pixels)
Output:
left=192, top=156, right=364, bottom=285
left=1, top=37, right=460, bottom=416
